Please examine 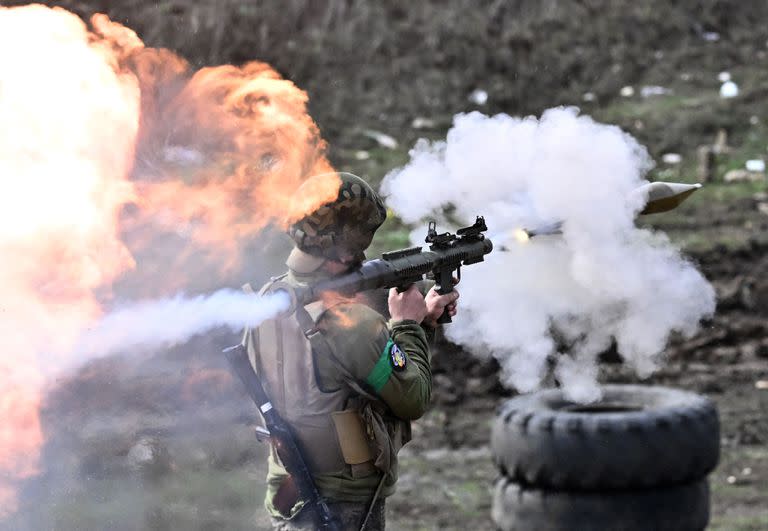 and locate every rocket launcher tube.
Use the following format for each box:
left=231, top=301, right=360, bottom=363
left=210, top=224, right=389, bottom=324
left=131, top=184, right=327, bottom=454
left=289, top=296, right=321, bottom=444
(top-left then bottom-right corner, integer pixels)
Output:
left=273, top=216, right=494, bottom=323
